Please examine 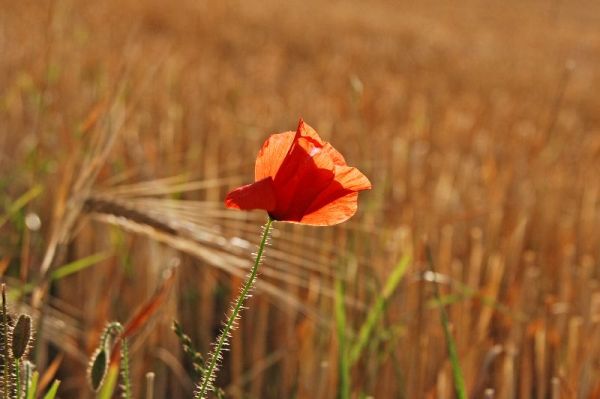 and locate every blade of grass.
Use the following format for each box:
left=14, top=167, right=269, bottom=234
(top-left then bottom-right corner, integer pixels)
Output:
left=0, top=185, right=44, bottom=229
left=97, top=364, right=119, bottom=399
left=25, top=371, right=39, bottom=399
left=349, top=255, right=411, bottom=365
left=335, top=278, right=350, bottom=399
left=426, top=280, right=525, bottom=321
left=15, top=252, right=113, bottom=296
left=41, top=380, right=60, bottom=399
left=425, top=245, right=468, bottom=399
left=37, top=354, right=63, bottom=394
left=50, top=251, right=113, bottom=280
